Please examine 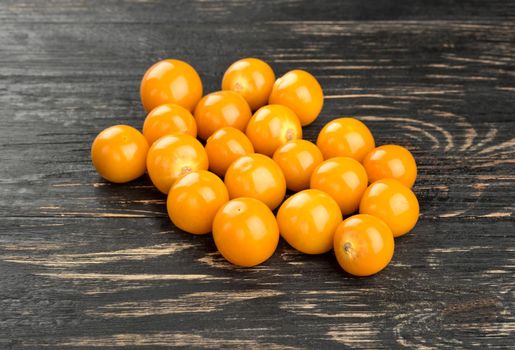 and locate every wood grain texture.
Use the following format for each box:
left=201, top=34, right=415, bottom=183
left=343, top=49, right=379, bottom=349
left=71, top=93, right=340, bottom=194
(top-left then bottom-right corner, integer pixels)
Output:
left=0, top=0, right=514, bottom=349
